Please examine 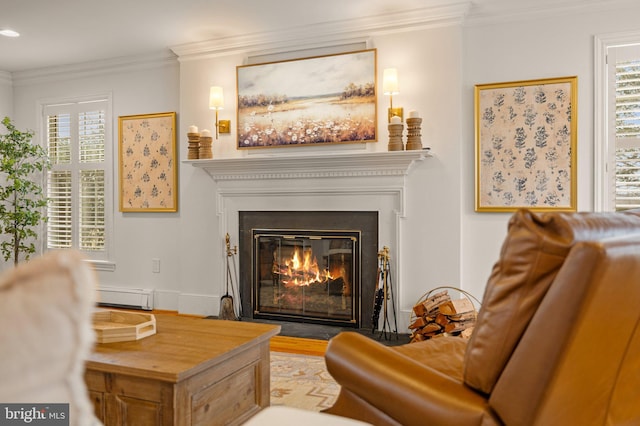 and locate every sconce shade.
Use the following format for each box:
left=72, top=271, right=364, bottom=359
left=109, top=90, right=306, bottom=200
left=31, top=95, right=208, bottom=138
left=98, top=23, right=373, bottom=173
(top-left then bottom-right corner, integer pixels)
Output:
left=209, top=86, right=224, bottom=109
left=383, top=68, right=399, bottom=95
